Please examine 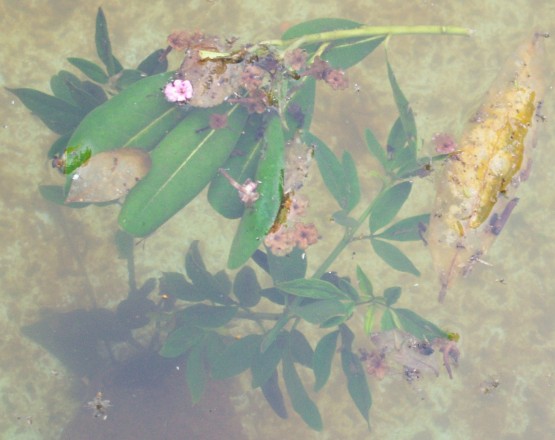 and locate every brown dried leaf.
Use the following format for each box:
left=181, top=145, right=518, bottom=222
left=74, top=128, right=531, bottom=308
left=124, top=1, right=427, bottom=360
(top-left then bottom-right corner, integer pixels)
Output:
left=65, top=148, right=151, bottom=203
